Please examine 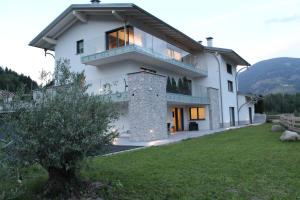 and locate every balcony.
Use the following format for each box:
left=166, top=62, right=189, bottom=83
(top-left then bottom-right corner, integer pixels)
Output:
left=167, top=93, right=209, bottom=105
left=82, top=45, right=207, bottom=77
left=81, top=26, right=207, bottom=77
left=85, top=76, right=209, bottom=105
